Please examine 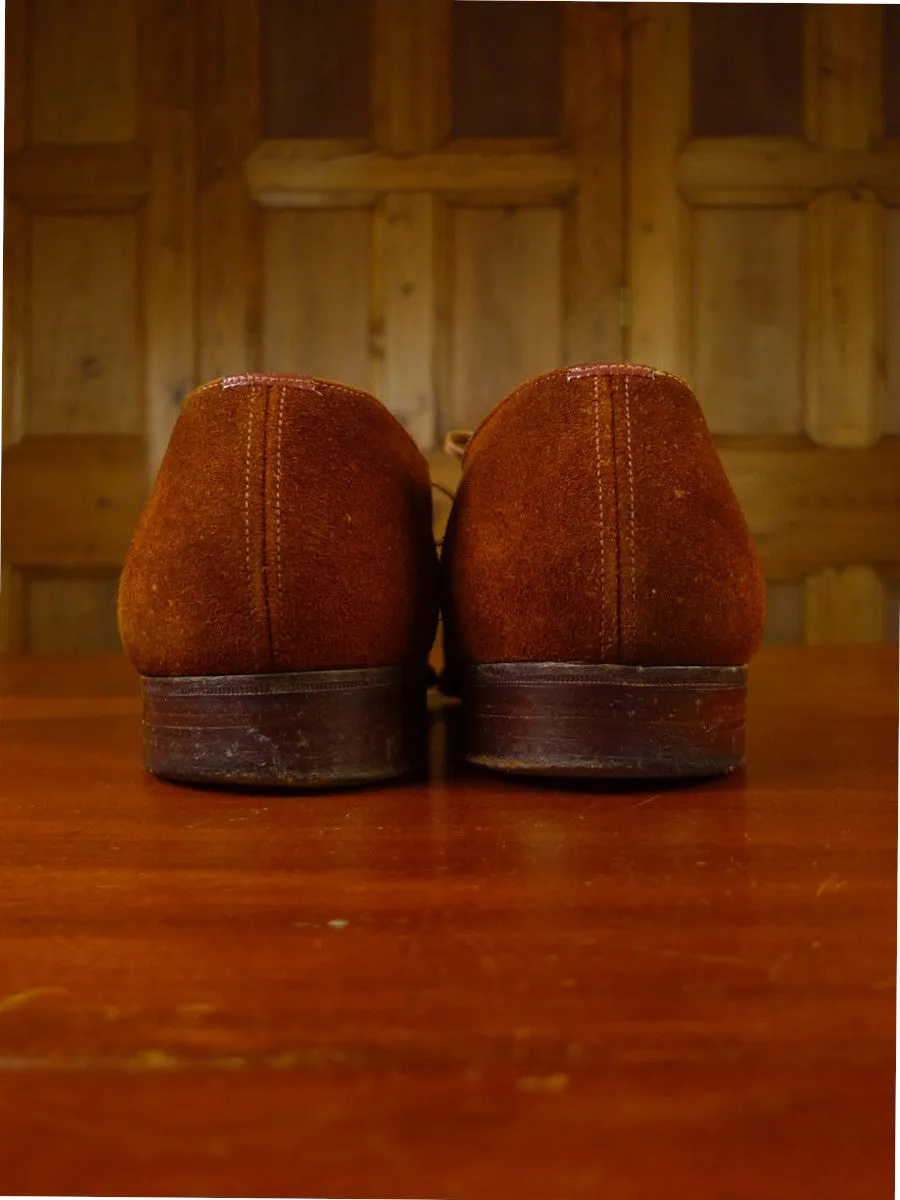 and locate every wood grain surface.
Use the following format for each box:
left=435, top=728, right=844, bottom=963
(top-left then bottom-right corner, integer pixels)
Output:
left=0, top=646, right=896, bottom=1198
